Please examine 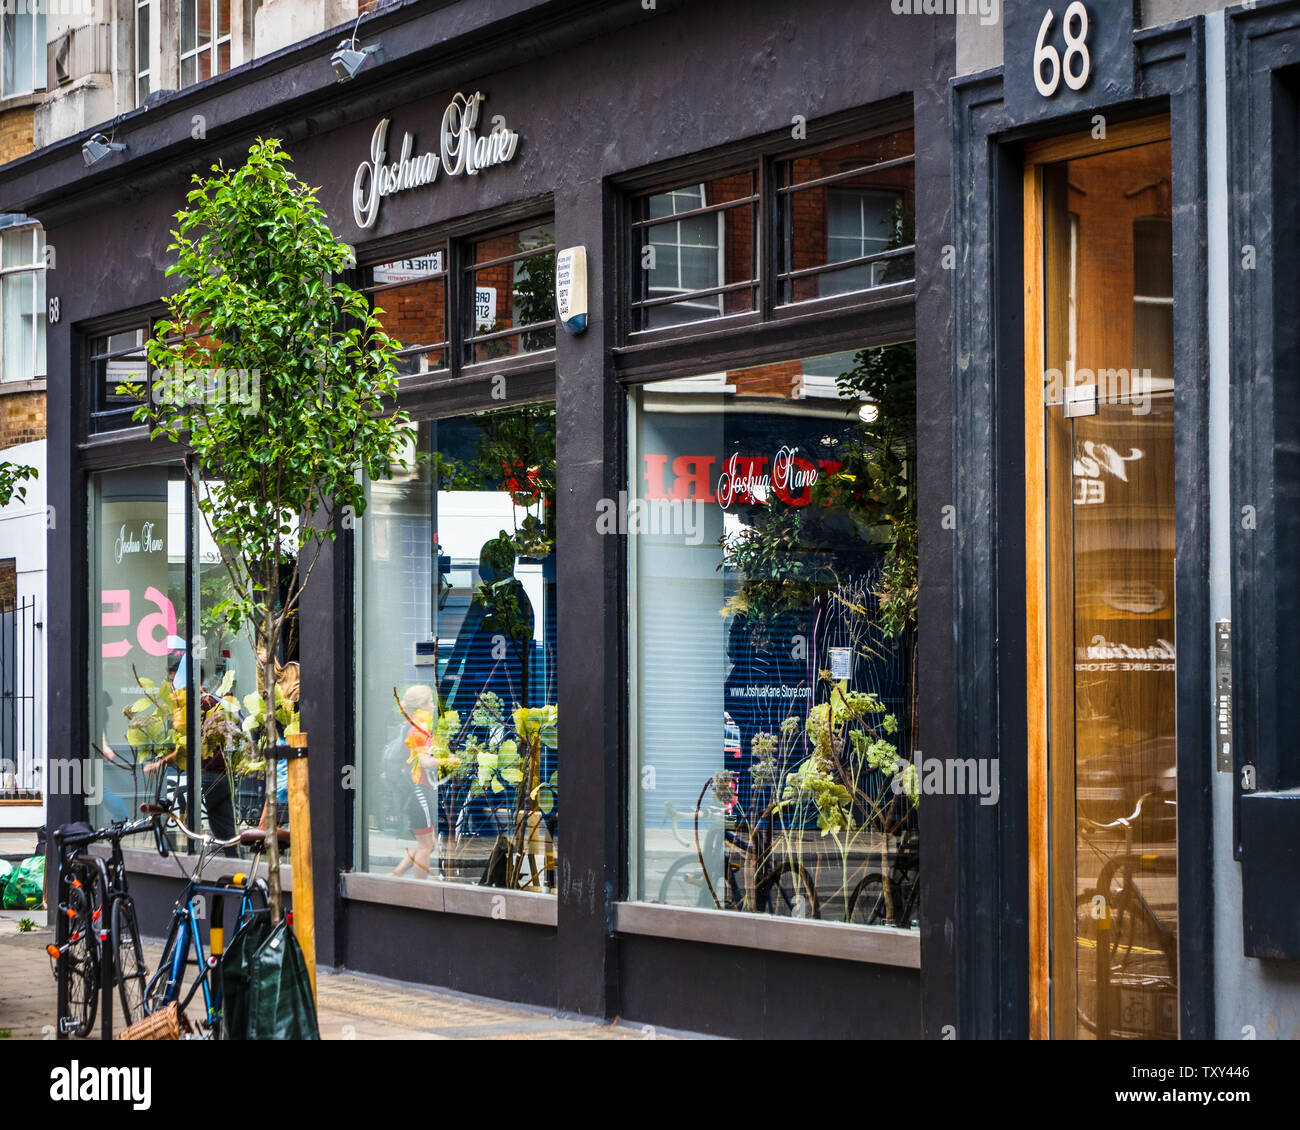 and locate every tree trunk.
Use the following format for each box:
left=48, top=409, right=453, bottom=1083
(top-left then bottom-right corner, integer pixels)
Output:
left=262, top=623, right=283, bottom=921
